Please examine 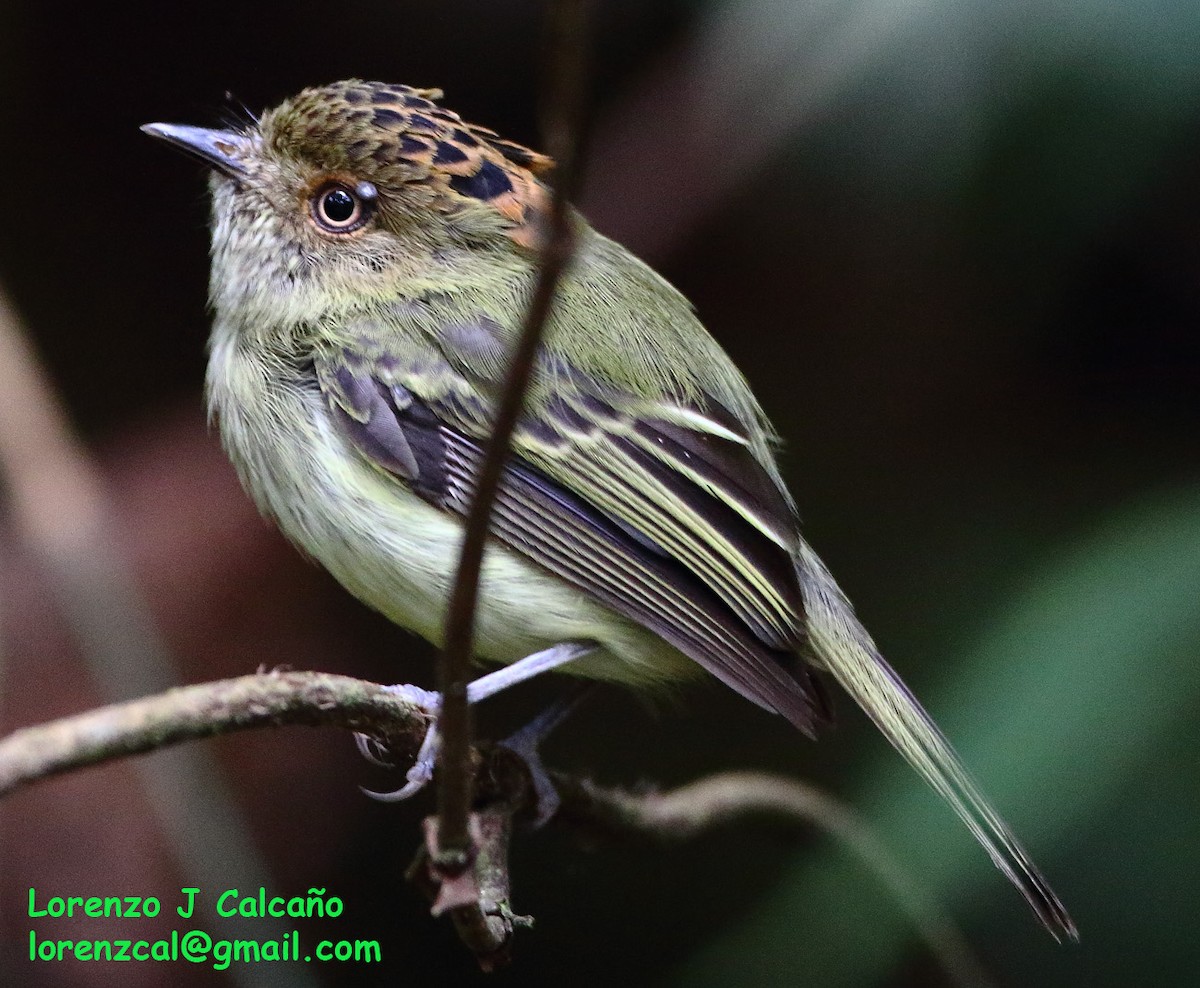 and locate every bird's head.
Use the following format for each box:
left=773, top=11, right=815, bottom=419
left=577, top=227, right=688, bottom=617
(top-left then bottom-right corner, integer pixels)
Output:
left=144, top=80, right=554, bottom=327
